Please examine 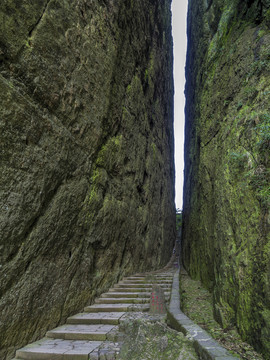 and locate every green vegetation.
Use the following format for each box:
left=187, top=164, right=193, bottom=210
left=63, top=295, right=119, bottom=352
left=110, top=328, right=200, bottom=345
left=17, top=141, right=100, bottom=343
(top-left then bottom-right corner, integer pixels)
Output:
left=180, top=269, right=264, bottom=360
left=96, top=135, right=123, bottom=175
left=183, top=1, right=270, bottom=357
left=176, top=209, right=182, bottom=232
left=118, top=318, right=198, bottom=360
left=228, top=113, right=270, bottom=205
